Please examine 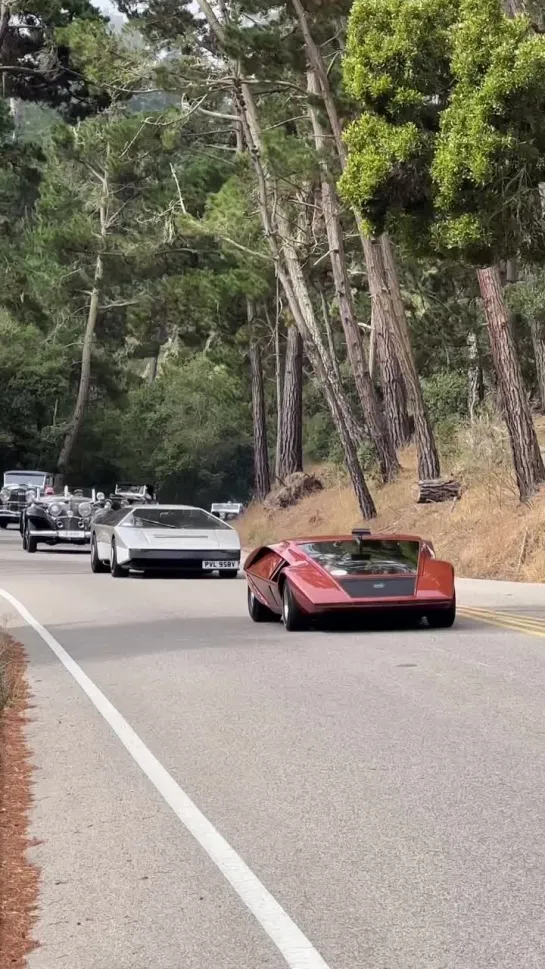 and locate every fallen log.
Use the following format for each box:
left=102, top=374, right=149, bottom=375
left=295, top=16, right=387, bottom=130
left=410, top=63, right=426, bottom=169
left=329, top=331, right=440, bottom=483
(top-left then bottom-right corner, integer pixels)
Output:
left=412, top=478, right=462, bottom=504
